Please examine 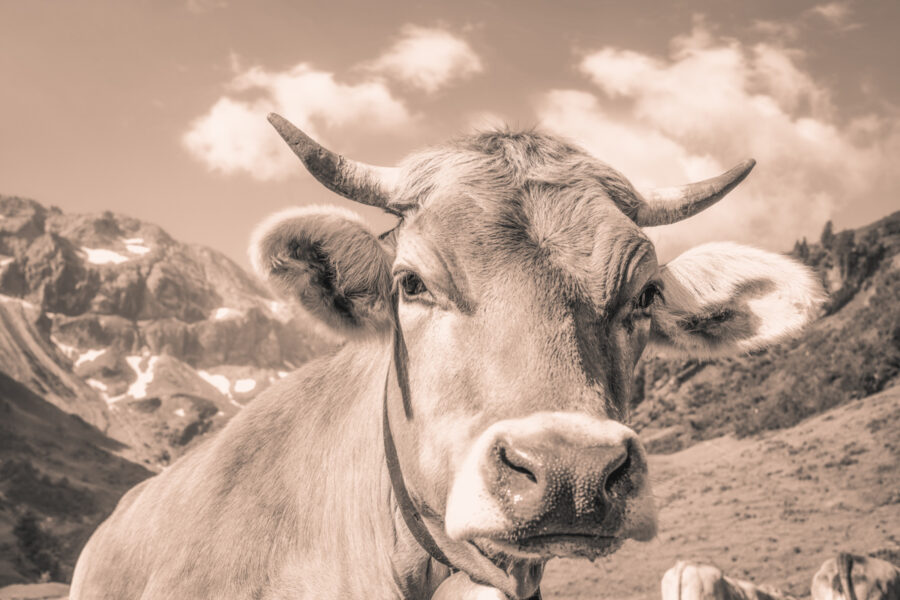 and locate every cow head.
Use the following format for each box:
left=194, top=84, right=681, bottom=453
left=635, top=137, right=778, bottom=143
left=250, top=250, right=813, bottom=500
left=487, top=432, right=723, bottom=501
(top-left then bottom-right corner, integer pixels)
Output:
left=251, top=115, right=824, bottom=598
